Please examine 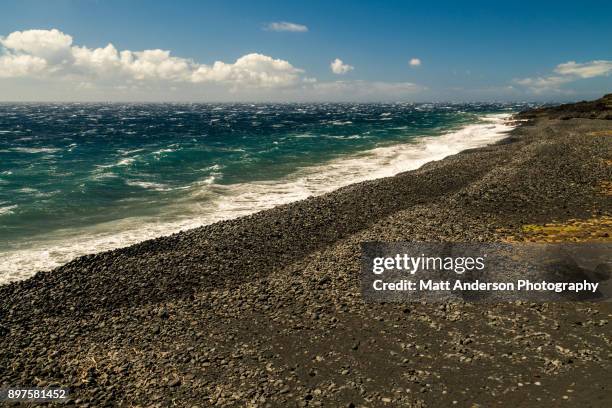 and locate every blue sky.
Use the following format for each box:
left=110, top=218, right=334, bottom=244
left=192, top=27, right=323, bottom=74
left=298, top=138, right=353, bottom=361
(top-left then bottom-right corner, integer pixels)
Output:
left=0, top=0, right=610, bottom=101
